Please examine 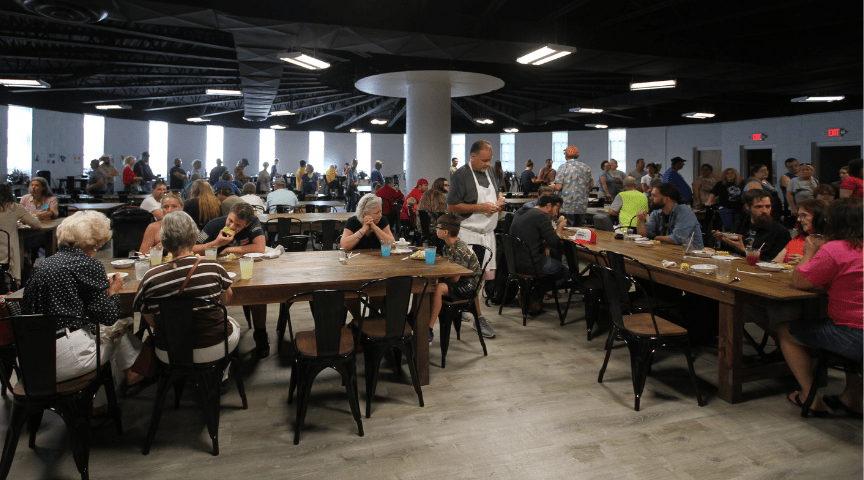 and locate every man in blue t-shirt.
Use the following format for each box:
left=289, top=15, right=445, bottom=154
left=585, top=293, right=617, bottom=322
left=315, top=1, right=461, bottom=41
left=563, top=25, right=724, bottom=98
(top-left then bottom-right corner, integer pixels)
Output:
left=636, top=183, right=704, bottom=249
left=662, top=157, right=692, bottom=202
